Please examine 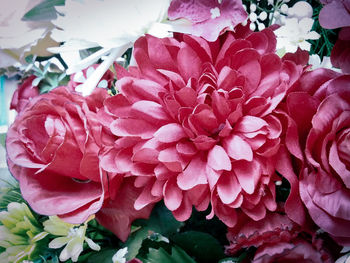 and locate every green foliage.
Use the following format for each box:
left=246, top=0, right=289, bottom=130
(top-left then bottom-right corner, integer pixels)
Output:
left=0, top=180, right=24, bottom=211
left=23, top=0, right=65, bottom=21
left=124, top=202, right=183, bottom=260
left=141, top=246, right=196, bottom=263
left=171, top=231, right=225, bottom=263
